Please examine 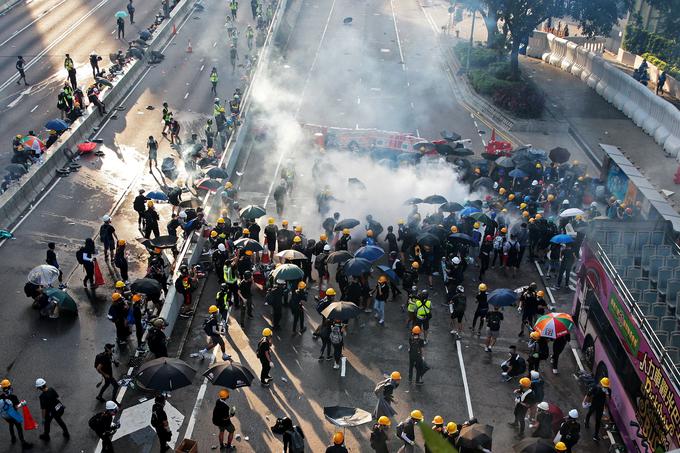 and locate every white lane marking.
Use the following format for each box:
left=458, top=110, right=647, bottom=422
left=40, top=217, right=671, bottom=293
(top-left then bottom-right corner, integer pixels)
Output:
left=199, top=64, right=205, bottom=71
left=0, top=0, right=113, bottom=94
left=30, top=104, right=39, bottom=112
left=7, top=86, right=31, bottom=108
left=0, top=0, right=68, bottom=49
left=184, top=377, right=210, bottom=439
left=212, top=41, right=217, bottom=47
left=184, top=92, right=189, bottom=99
left=356, top=97, right=360, bottom=105
left=263, top=0, right=337, bottom=208
left=355, top=123, right=359, bottom=129
left=415, top=128, right=420, bottom=137
left=410, top=101, right=414, bottom=109
left=456, top=339, right=474, bottom=419
left=388, top=0, right=405, bottom=71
